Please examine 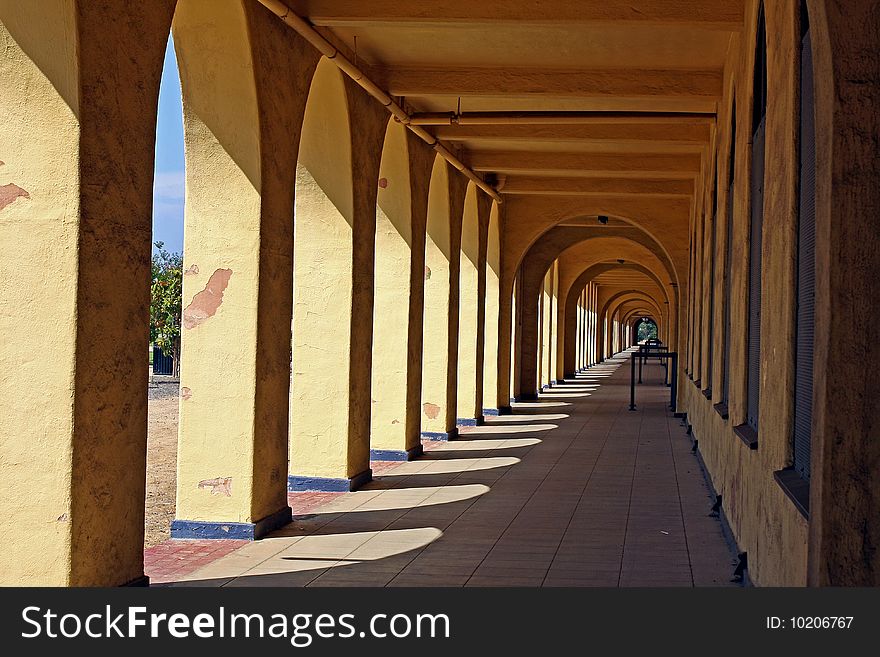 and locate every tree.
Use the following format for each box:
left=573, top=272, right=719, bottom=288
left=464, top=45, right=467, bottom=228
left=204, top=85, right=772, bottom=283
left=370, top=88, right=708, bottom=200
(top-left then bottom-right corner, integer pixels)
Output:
left=637, top=319, right=658, bottom=343
left=150, top=241, right=183, bottom=377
